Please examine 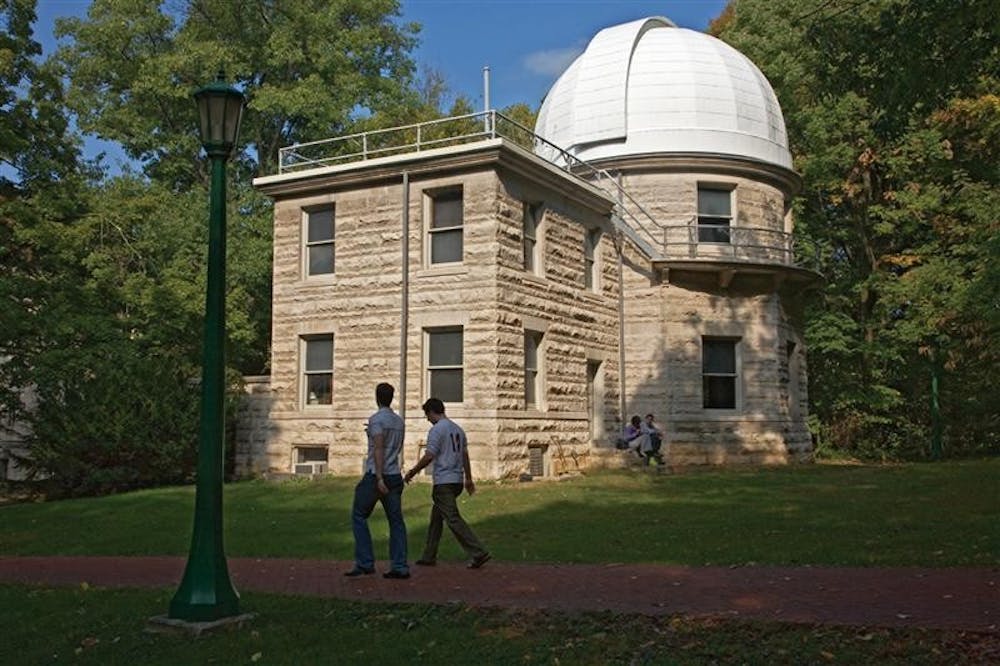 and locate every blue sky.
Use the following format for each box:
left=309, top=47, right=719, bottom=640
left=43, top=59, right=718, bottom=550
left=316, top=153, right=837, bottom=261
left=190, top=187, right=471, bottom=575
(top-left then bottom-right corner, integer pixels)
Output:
left=32, top=0, right=729, bottom=164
